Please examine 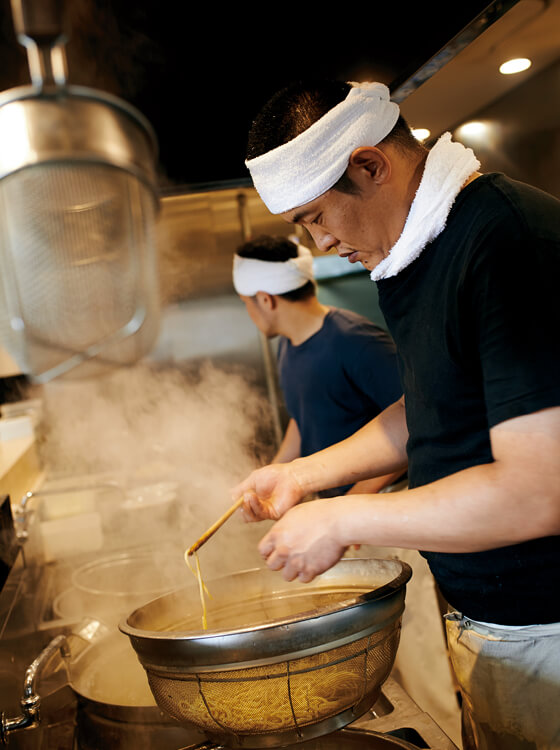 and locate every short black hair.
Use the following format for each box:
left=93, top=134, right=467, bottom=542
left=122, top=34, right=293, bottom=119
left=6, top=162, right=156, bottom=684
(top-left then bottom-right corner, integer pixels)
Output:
left=236, top=235, right=299, bottom=262
left=235, top=235, right=315, bottom=301
left=247, top=80, right=424, bottom=195
left=247, top=80, right=352, bottom=160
